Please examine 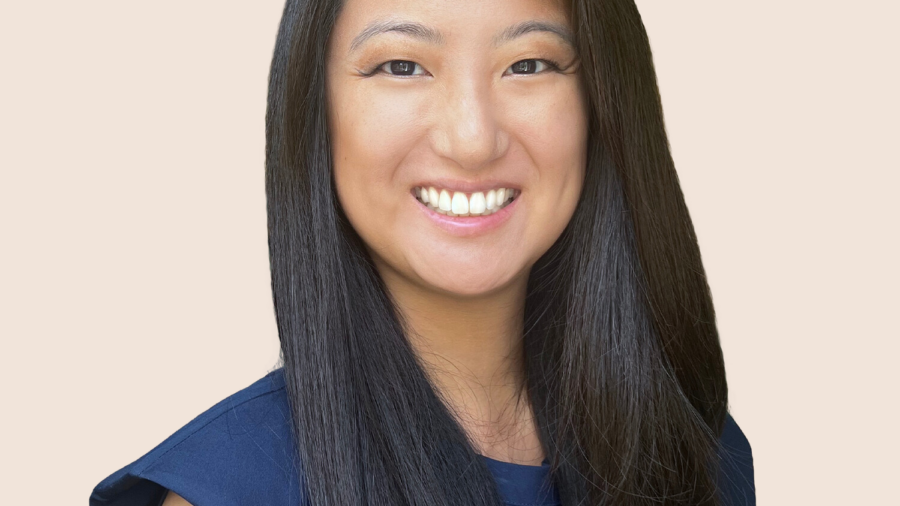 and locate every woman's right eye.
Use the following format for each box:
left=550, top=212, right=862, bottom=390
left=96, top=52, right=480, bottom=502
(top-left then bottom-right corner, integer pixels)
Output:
left=376, top=60, right=426, bottom=77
